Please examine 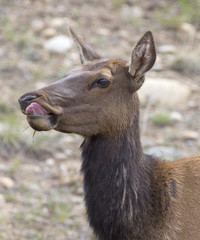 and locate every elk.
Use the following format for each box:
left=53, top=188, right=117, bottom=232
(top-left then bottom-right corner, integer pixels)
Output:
left=18, top=28, right=200, bottom=240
